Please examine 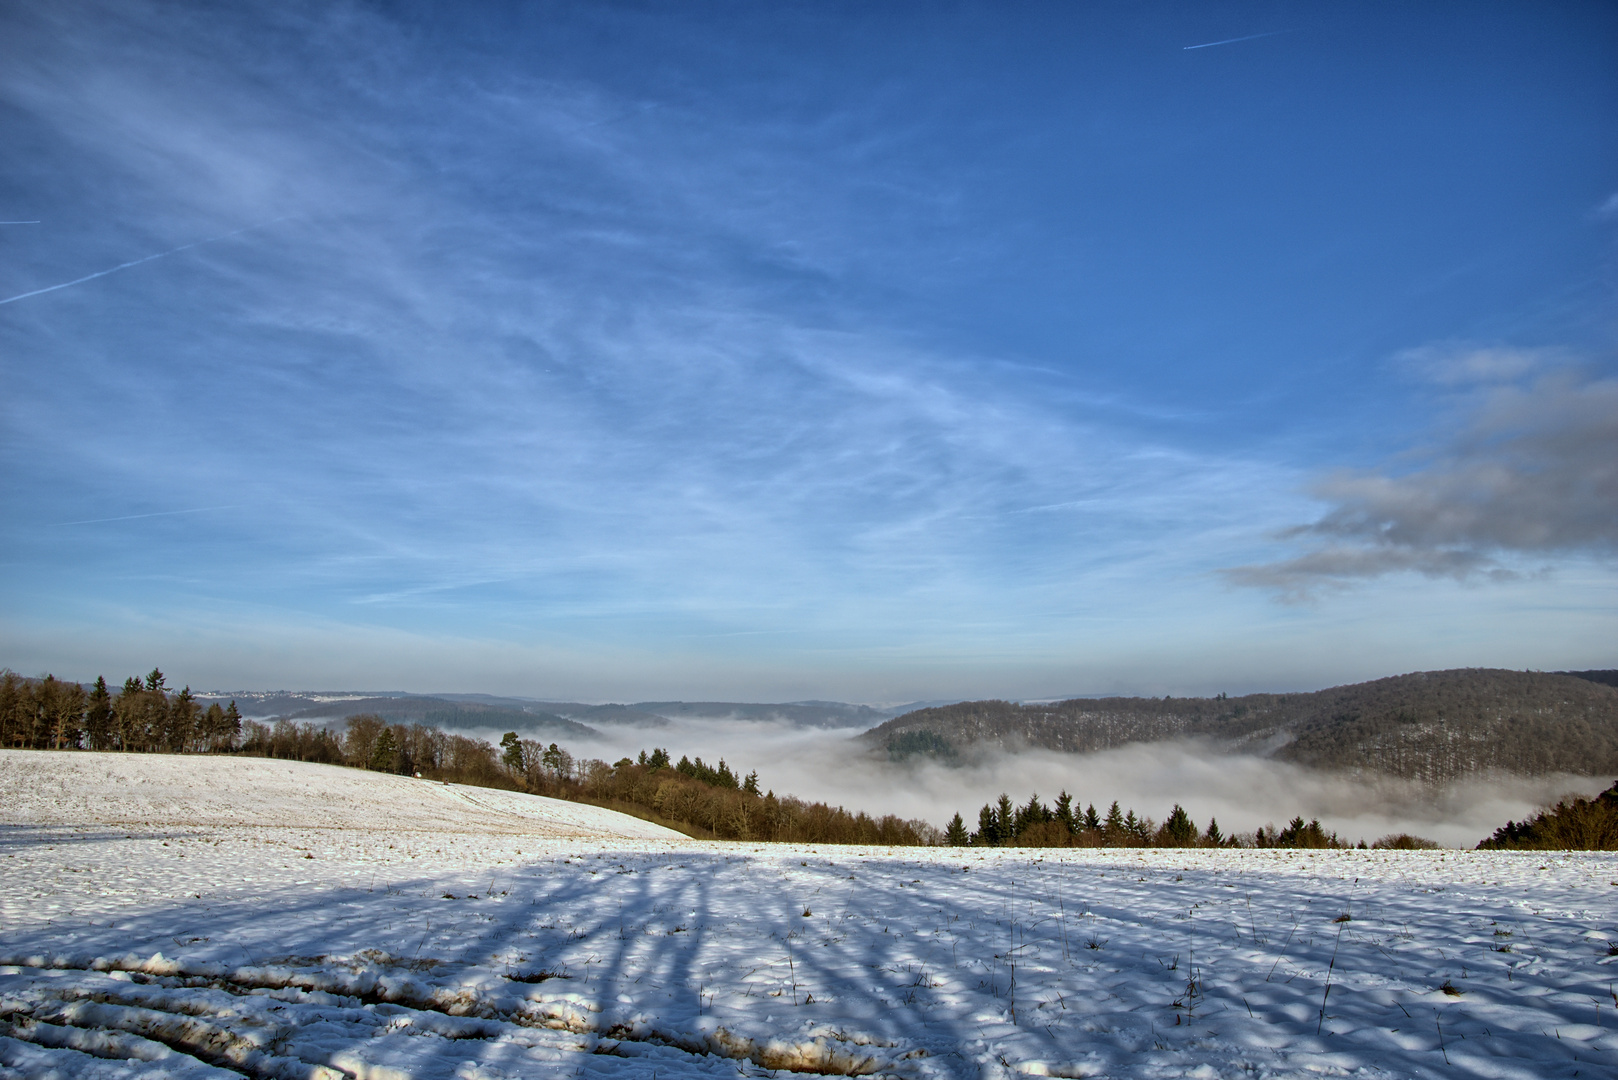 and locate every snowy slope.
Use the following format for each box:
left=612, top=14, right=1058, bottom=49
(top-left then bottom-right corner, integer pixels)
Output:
left=3, top=751, right=1617, bottom=1079
left=0, top=750, right=684, bottom=839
